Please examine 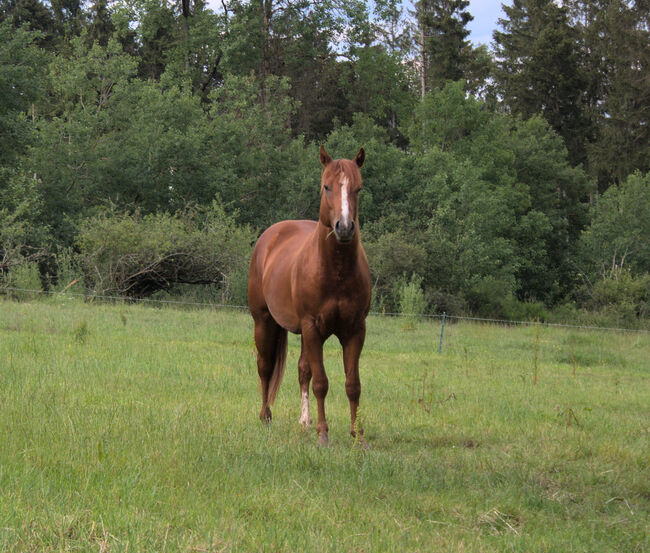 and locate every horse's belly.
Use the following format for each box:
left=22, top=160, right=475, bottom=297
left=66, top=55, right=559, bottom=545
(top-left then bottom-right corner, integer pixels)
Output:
left=267, top=300, right=301, bottom=334
left=261, top=259, right=302, bottom=333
